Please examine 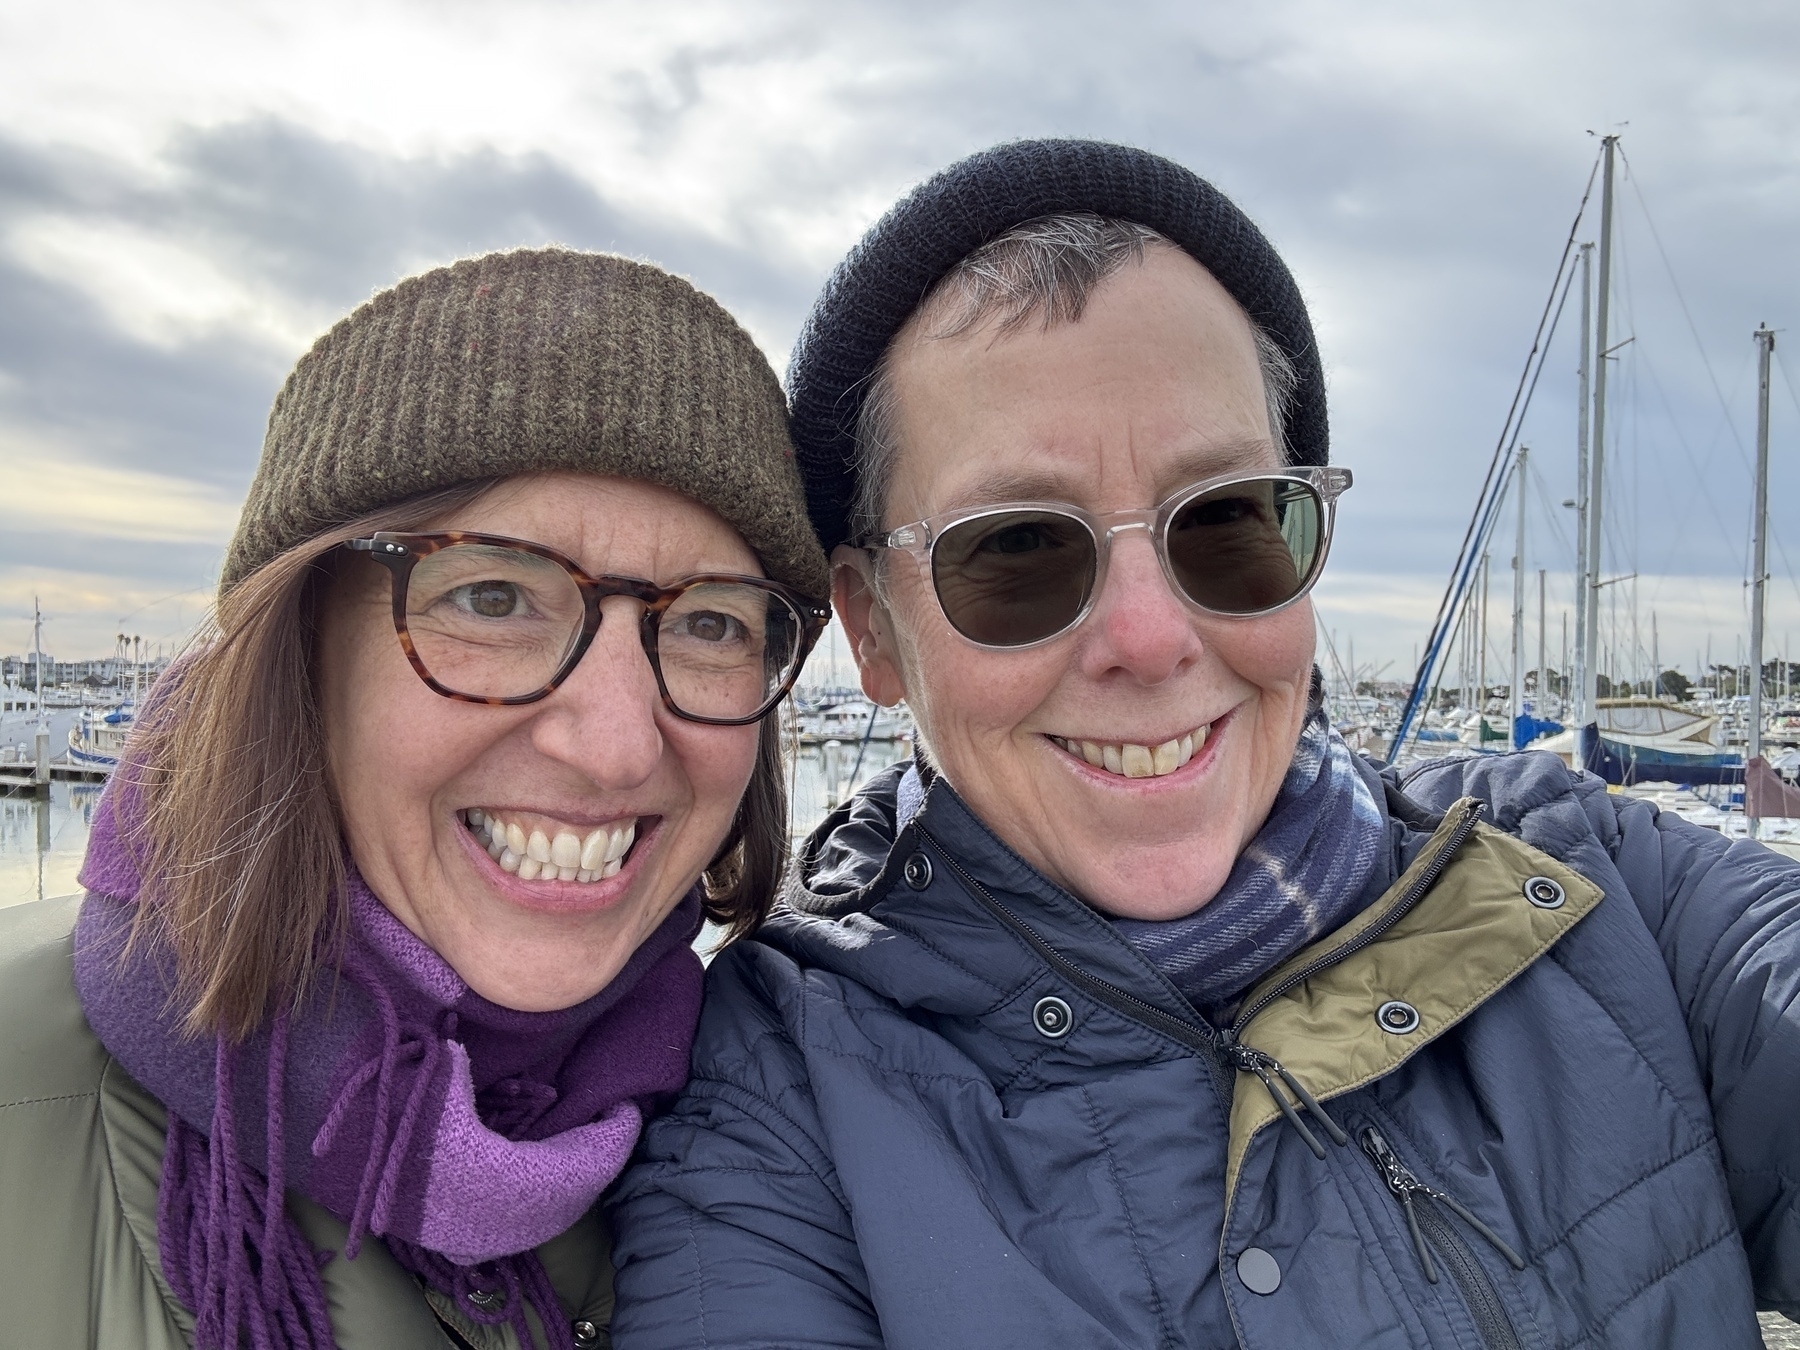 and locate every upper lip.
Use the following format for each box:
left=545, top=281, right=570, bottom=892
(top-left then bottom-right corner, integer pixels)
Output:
left=1049, top=719, right=1214, bottom=744
left=466, top=805, right=646, bottom=828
